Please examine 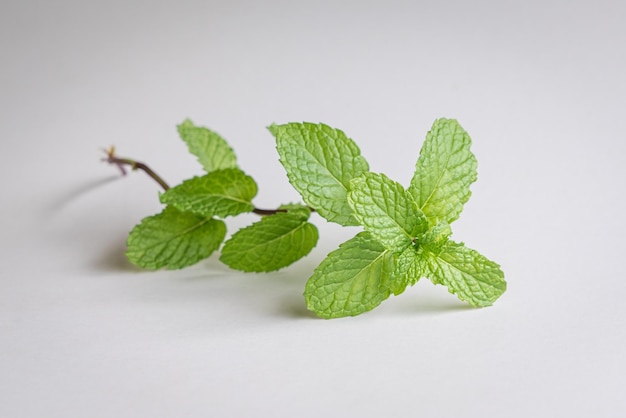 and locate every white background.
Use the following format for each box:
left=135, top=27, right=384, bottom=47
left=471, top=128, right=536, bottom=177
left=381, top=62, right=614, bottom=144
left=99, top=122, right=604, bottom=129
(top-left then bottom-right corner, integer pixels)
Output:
left=1, top=0, right=625, bottom=416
